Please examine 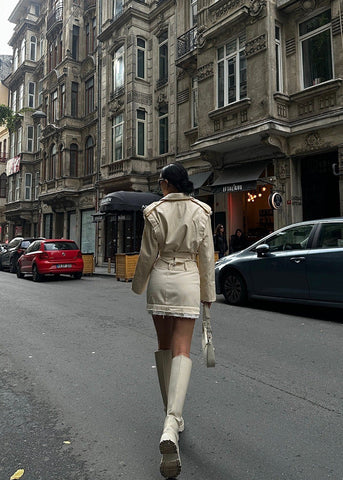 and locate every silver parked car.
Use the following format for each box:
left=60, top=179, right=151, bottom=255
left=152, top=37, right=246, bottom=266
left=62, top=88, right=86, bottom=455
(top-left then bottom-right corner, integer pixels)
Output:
left=215, top=218, right=343, bottom=308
